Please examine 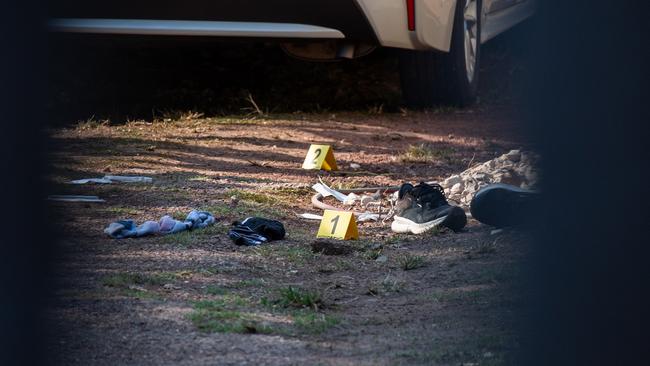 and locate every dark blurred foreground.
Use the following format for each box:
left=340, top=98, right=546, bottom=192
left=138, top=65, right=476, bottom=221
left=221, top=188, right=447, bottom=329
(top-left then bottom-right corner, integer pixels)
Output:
left=3, top=0, right=650, bottom=364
